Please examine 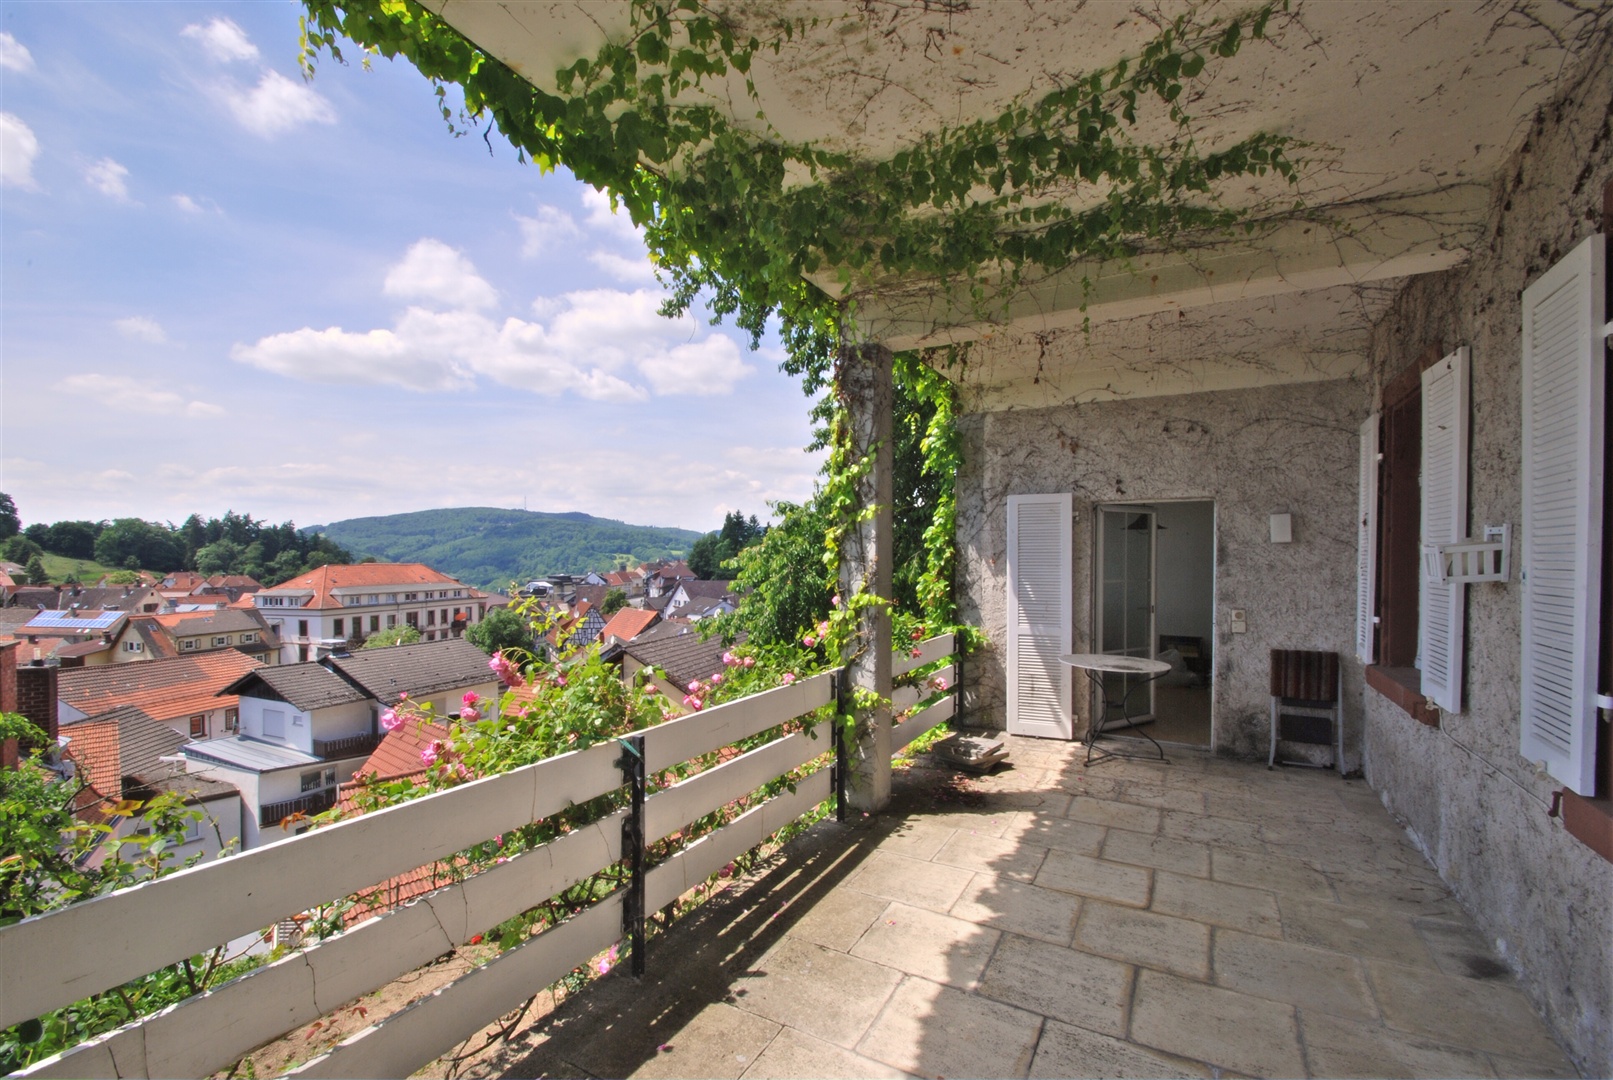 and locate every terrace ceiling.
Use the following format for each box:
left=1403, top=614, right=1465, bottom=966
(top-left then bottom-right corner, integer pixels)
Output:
left=427, top=0, right=1610, bottom=401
